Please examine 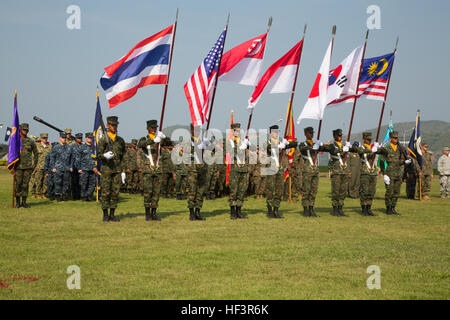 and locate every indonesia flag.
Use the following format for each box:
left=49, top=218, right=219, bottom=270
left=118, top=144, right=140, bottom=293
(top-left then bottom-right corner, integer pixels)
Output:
left=247, top=40, right=304, bottom=110
left=100, top=25, right=174, bottom=109
left=219, top=33, right=268, bottom=86
left=296, top=40, right=332, bottom=124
